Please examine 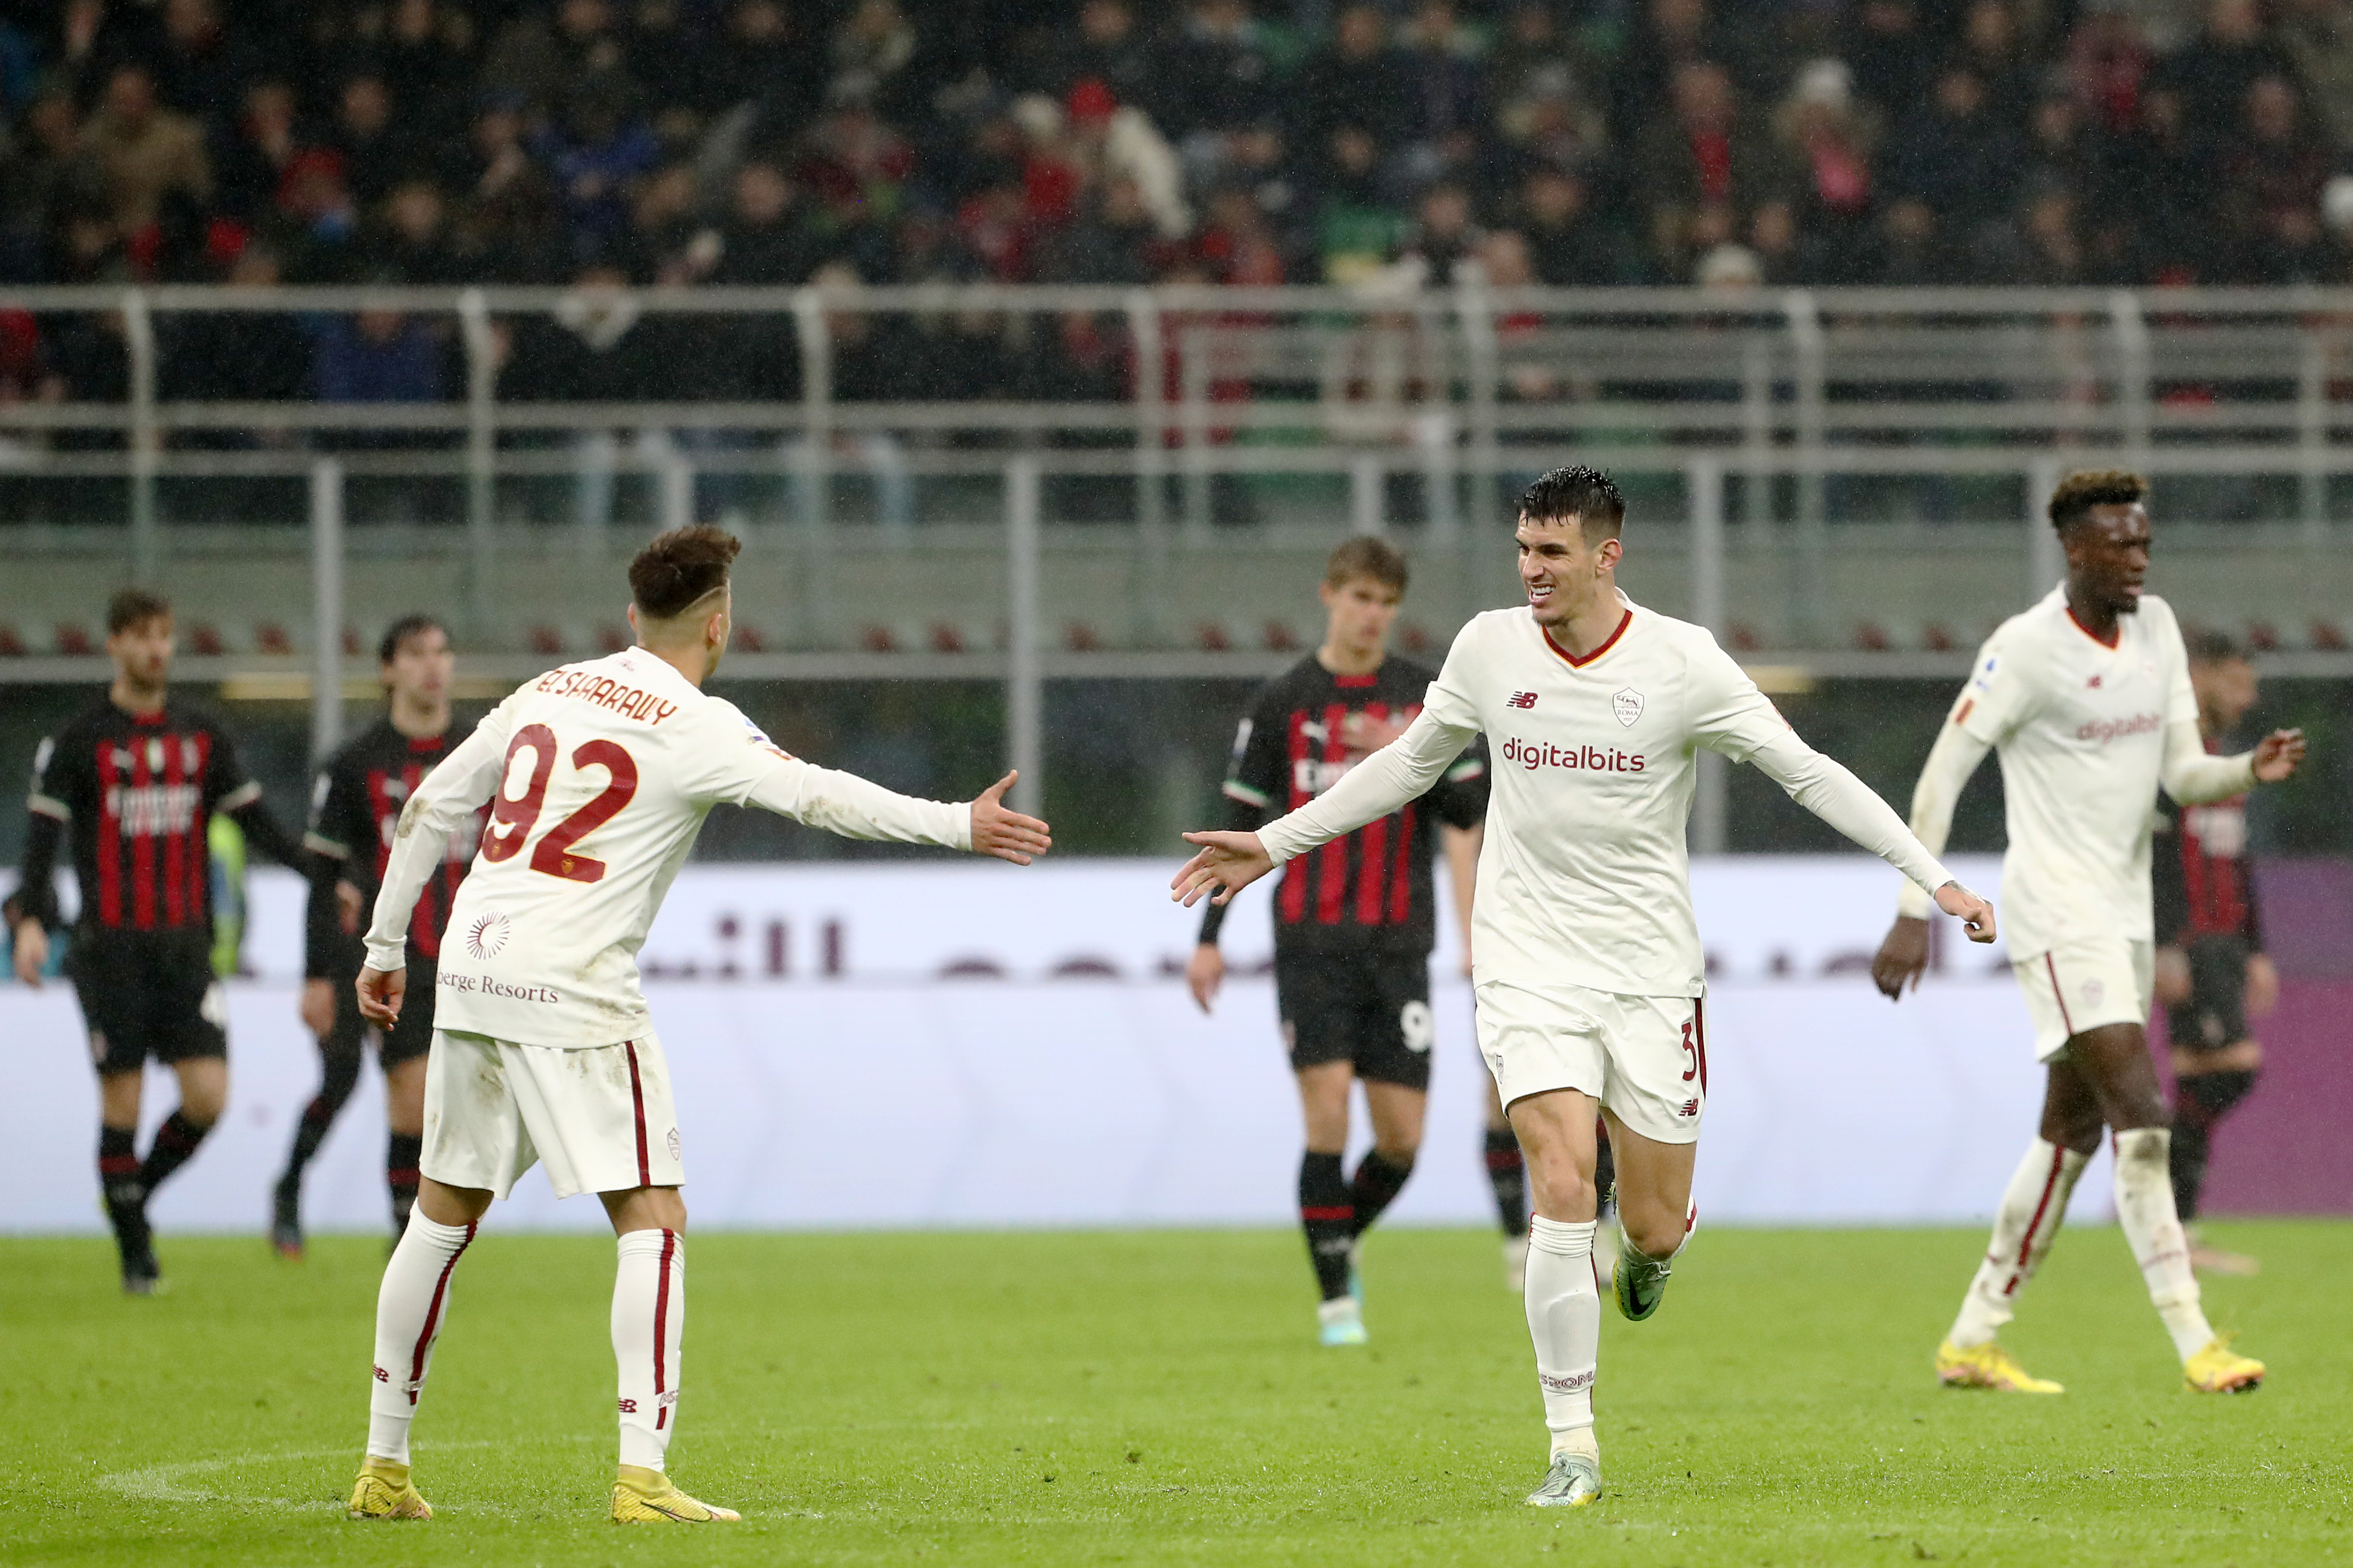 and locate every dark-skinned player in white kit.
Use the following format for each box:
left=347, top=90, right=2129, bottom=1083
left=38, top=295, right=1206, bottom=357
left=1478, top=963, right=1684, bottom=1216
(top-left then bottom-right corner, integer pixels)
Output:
left=1871, top=470, right=2304, bottom=1396
left=1174, top=467, right=1996, bottom=1507
left=345, top=526, right=1051, bottom=1524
